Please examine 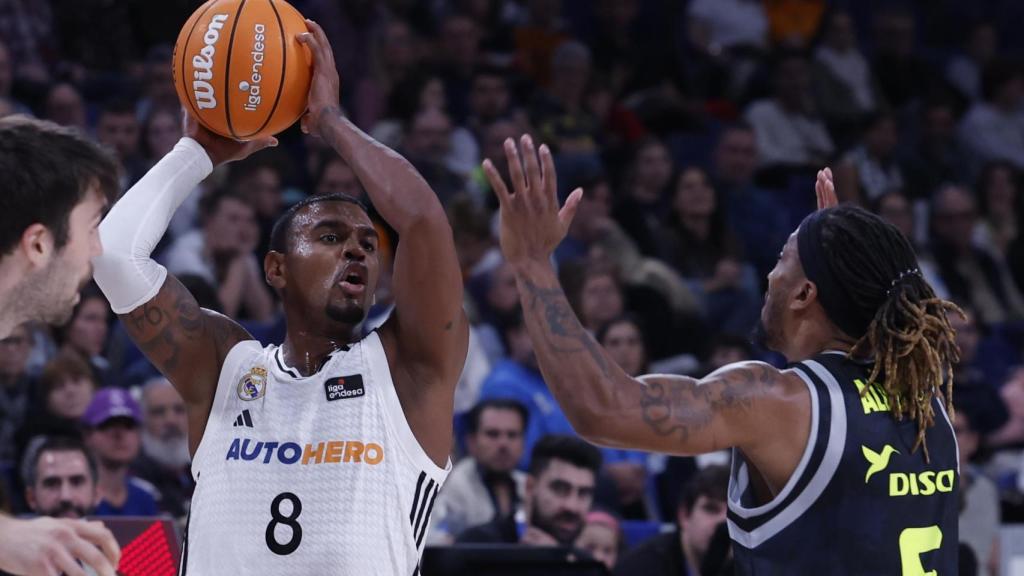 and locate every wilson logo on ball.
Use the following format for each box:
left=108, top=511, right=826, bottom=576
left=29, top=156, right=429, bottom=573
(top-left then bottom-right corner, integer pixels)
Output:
left=191, top=13, right=228, bottom=110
